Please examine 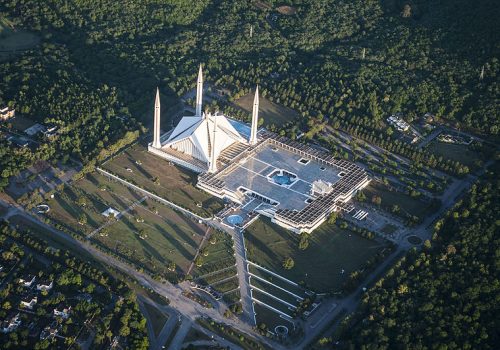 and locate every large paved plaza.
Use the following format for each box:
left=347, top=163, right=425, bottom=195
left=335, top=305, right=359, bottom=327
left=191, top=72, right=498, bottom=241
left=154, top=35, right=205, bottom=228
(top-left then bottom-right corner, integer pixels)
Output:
left=221, top=142, right=342, bottom=211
